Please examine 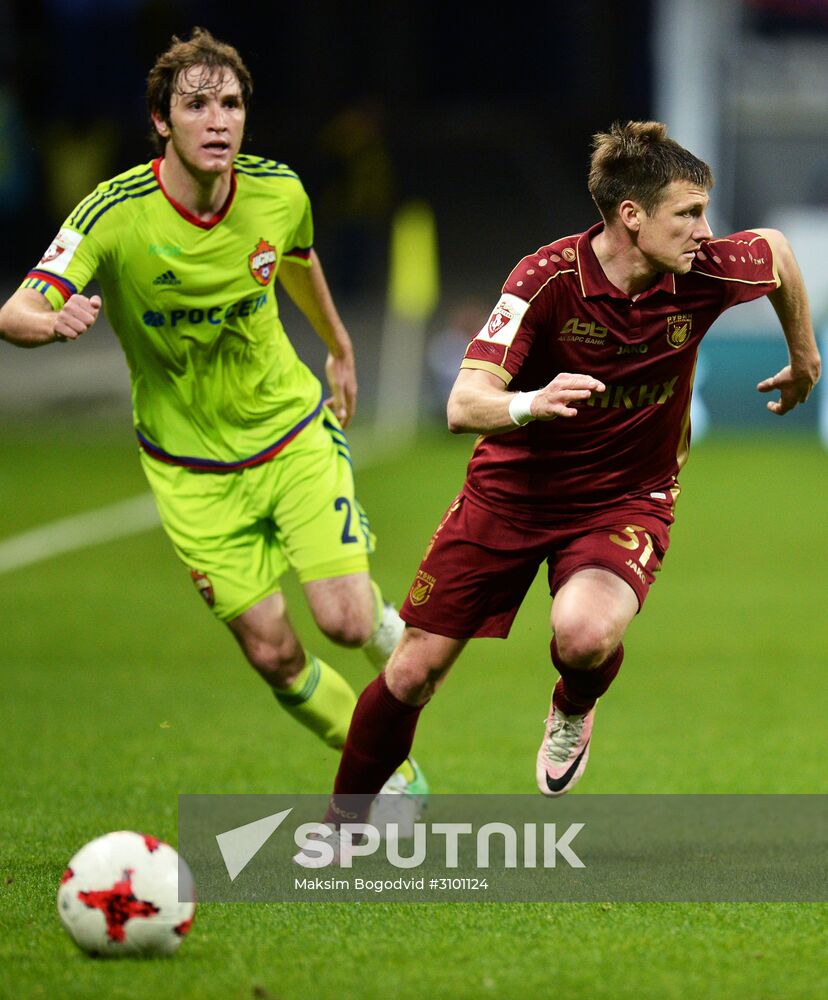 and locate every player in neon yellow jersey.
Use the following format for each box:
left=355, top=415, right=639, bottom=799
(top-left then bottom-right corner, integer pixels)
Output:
left=0, top=28, right=426, bottom=797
